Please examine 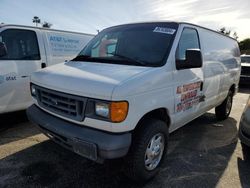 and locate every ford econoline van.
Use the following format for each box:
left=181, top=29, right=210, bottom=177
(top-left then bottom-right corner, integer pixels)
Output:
left=26, top=22, right=241, bottom=182
left=0, top=24, right=94, bottom=114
